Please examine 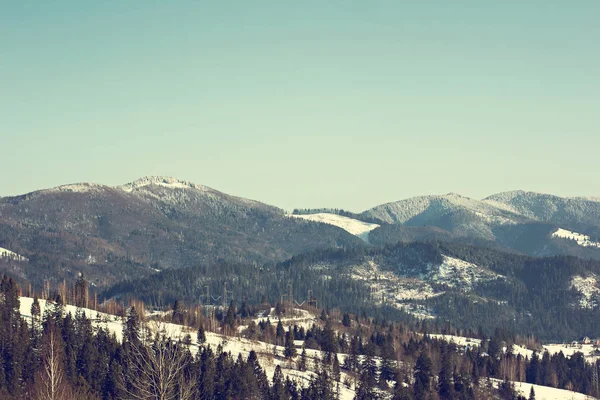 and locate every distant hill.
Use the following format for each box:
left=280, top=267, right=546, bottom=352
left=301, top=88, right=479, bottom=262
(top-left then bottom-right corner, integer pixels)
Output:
left=358, top=192, right=600, bottom=259
left=0, top=176, right=362, bottom=286
left=485, top=190, right=600, bottom=233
